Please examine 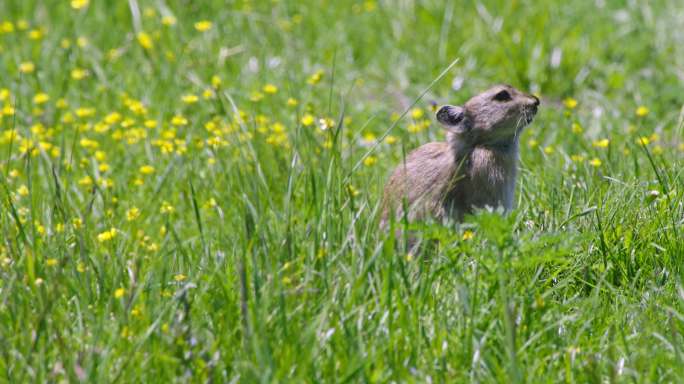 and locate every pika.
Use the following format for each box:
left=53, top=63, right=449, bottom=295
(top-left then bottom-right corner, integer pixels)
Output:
left=381, top=84, right=539, bottom=226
